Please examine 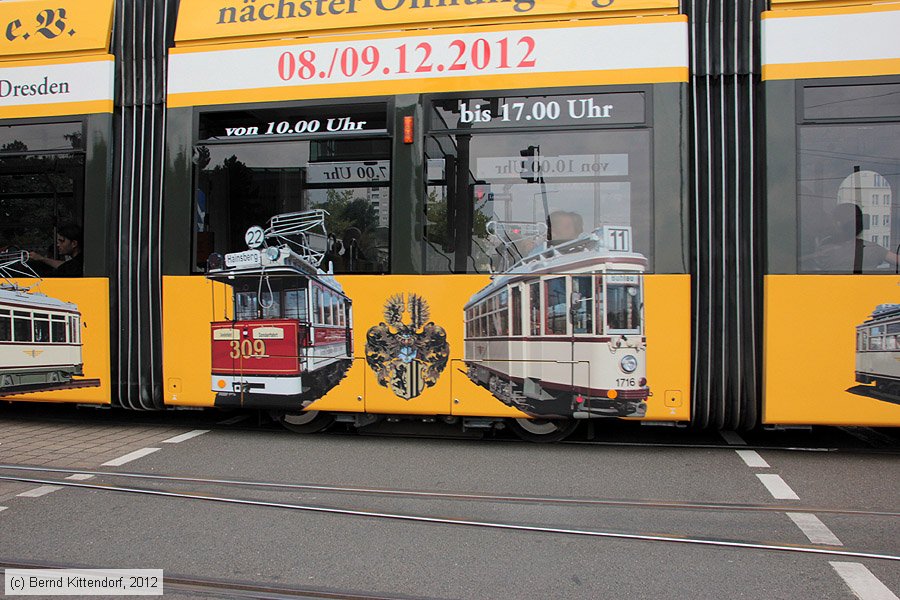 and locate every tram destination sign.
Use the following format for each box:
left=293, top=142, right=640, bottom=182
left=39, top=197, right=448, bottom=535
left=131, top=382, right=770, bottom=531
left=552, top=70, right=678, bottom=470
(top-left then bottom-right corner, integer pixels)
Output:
left=200, top=106, right=387, bottom=140
left=431, top=93, right=645, bottom=130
